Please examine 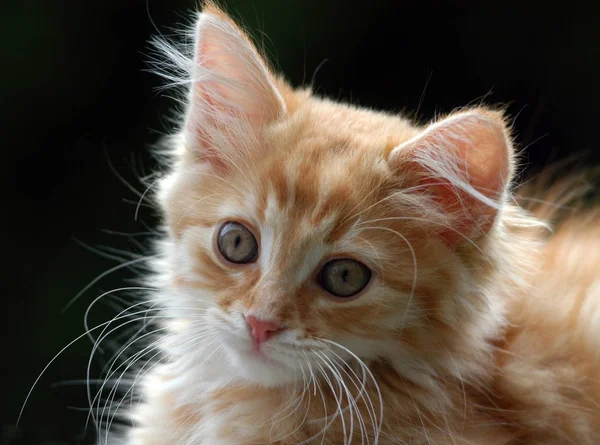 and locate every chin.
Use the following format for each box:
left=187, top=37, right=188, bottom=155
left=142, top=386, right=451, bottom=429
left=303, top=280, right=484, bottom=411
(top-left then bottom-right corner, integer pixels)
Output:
left=223, top=342, right=301, bottom=387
